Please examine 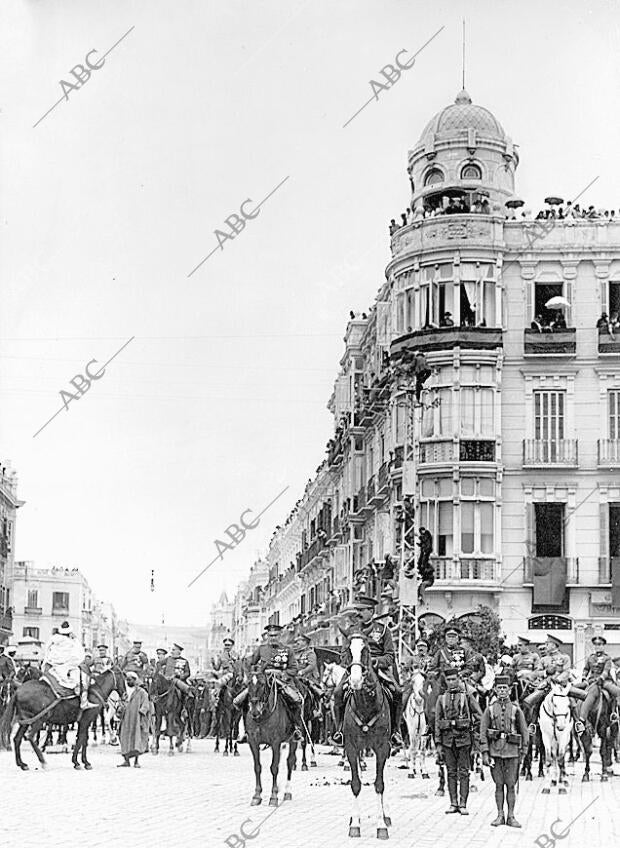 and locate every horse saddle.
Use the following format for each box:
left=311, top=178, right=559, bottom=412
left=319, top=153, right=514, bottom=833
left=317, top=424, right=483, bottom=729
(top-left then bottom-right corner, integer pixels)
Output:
left=41, top=671, right=77, bottom=699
